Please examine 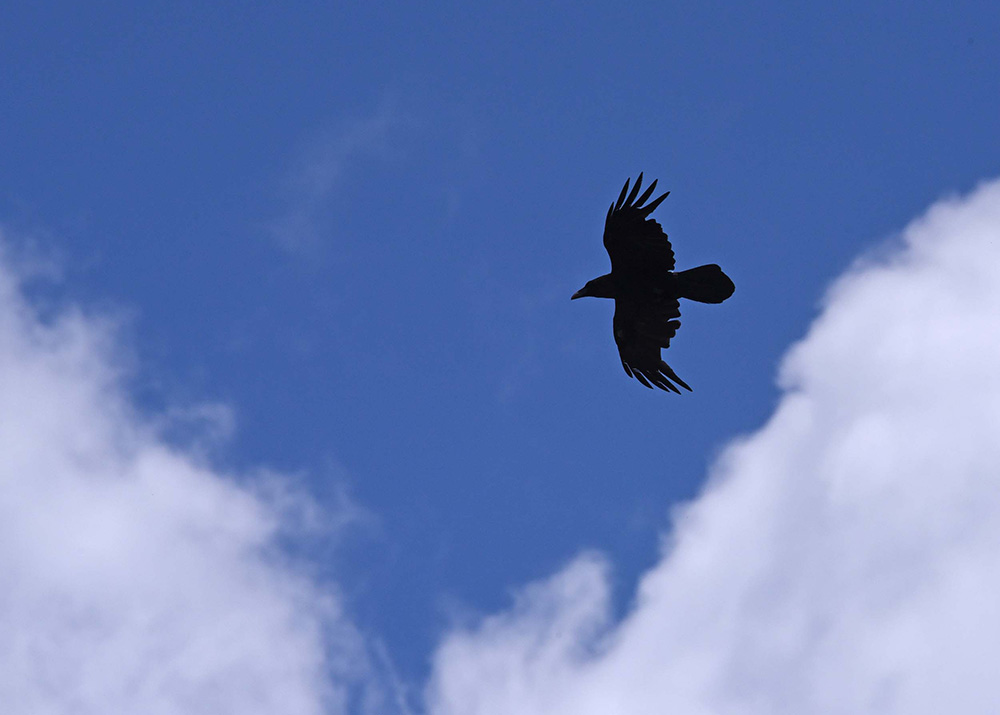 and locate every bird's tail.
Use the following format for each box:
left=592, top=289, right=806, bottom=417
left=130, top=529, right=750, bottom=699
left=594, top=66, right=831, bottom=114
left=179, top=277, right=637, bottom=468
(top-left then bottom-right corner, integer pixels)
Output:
left=674, top=264, right=735, bottom=304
